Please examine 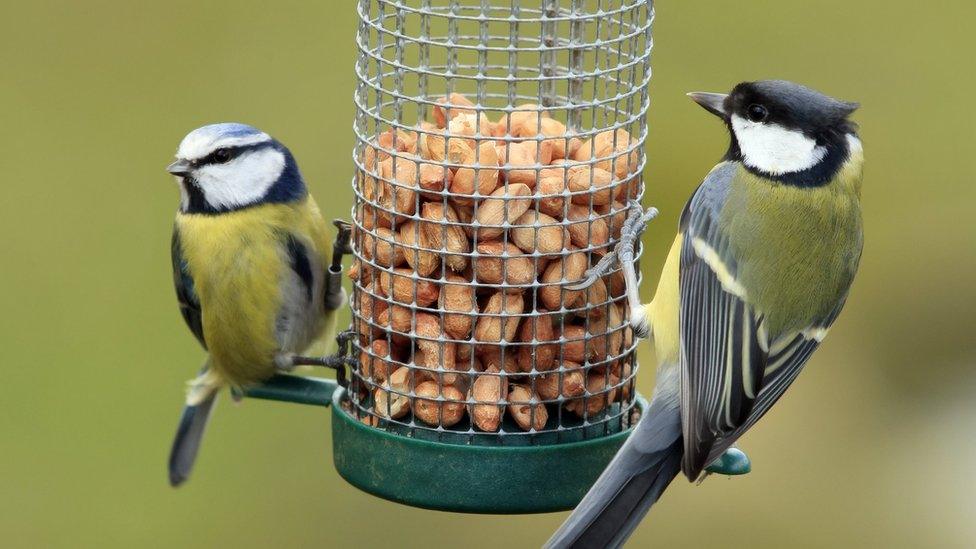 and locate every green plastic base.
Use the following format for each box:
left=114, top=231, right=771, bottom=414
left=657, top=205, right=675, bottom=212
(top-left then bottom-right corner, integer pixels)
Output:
left=330, top=387, right=647, bottom=514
